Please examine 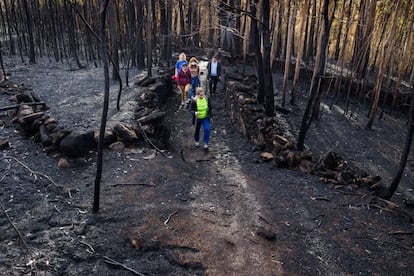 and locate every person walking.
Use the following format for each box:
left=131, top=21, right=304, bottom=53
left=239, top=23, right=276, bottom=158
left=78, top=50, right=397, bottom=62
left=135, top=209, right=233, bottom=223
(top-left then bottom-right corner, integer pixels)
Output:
left=175, top=52, right=187, bottom=78
left=207, top=55, right=222, bottom=95
left=188, top=57, right=201, bottom=108
left=191, top=87, right=212, bottom=151
left=177, top=62, right=191, bottom=109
